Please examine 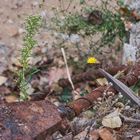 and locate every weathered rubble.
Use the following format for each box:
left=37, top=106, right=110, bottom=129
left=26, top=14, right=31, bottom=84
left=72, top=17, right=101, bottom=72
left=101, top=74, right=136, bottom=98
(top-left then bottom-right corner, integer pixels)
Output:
left=0, top=100, right=62, bottom=140
left=0, top=62, right=140, bottom=139
left=123, top=0, right=140, bottom=63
